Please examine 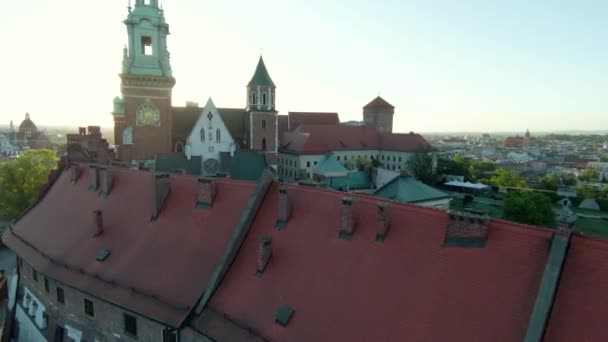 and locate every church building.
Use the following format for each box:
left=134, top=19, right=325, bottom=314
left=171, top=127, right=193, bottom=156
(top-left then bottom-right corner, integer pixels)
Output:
left=111, top=0, right=278, bottom=173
